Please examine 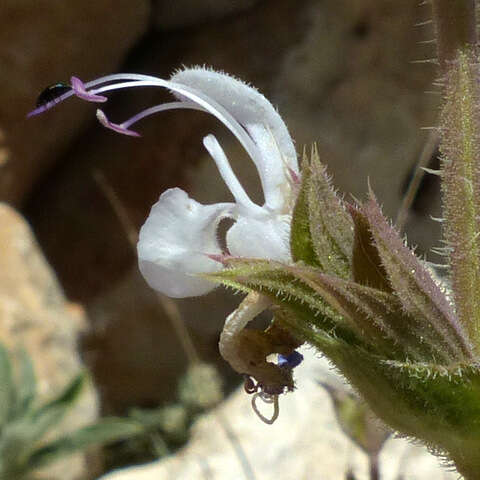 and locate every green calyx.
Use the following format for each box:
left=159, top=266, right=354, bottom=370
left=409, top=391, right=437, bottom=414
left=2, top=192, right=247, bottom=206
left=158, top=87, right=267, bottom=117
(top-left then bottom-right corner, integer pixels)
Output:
left=206, top=145, right=480, bottom=474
